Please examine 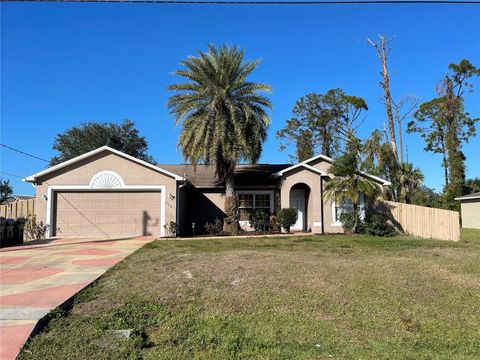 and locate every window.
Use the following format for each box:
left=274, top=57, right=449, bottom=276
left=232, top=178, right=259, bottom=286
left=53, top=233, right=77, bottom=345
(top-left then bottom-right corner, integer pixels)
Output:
left=332, top=193, right=365, bottom=224
left=255, top=194, right=270, bottom=209
left=239, top=194, right=254, bottom=221
left=238, top=193, right=272, bottom=221
left=334, top=199, right=353, bottom=222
